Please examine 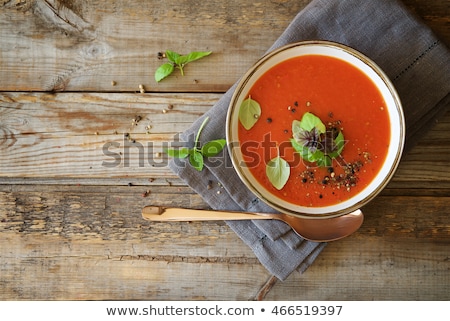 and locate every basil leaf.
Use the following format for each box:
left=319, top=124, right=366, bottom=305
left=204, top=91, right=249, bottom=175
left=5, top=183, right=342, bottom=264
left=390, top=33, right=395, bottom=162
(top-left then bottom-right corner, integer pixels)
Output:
left=317, top=155, right=332, bottom=167
left=290, top=138, right=303, bottom=154
left=291, top=112, right=346, bottom=167
left=300, top=112, right=326, bottom=133
left=201, top=139, right=226, bottom=157
left=165, top=50, right=180, bottom=63
left=176, top=54, right=190, bottom=66
left=174, top=51, right=211, bottom=66
left=165, top=147, right=190, bottom=158
left=291, top=138, right=325, bottom=164
left=238, top=97, right=261, bottom=130
left=184, top=51, right=212, bottom=64
left=291, top=138, right=314, bottom=162
left=292, top=120, right=303, bottom=137
left=155, top=63, right=174, bottom=82
left=327, top=131, right=345, bottom=159
left=189, top=150, right=204, bottom=171
left=266, top=156, right=290, bottom=190
left=306, top=149, right=325, bottom=163
left=156, top=50, right=212, bottom=81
